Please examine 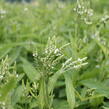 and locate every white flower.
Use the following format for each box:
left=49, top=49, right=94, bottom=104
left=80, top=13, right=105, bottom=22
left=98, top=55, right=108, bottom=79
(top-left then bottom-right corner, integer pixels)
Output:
left=84, top=18, right=92, bottom=25
left=96, top=65, right=100, bottom=68
left=78, top=4, right=82, bottom=9
left=33, top=52, right=38, bottom=57
left=0, top=75, right=3, bottom=79
left=24, top=8, right=28, bottom=11
left=54, top=48, right=60, bottom=54
left=0, top=9, right=6, bottom=14
left=64, top=58, right=72, bottom=65
left=16, top=74, right=19, bottom=78
left=87, top=9, right=93, bottom=16
left=101, top=15, right=109, bottom=22
left=0, top=9, right=7, bottom=19
left=0, top=15, right=4, bottom=19
left=73, top=8, right=76, bottom=11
